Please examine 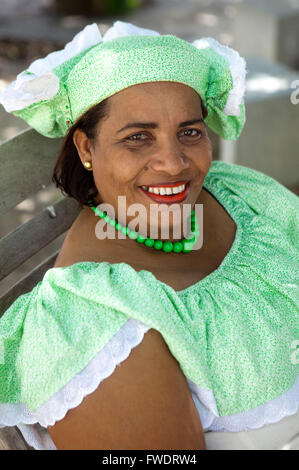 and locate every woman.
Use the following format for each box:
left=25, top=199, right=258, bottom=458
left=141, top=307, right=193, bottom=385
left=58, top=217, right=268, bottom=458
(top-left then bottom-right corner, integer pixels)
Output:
left=0, top=21, right=298, bottom=451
